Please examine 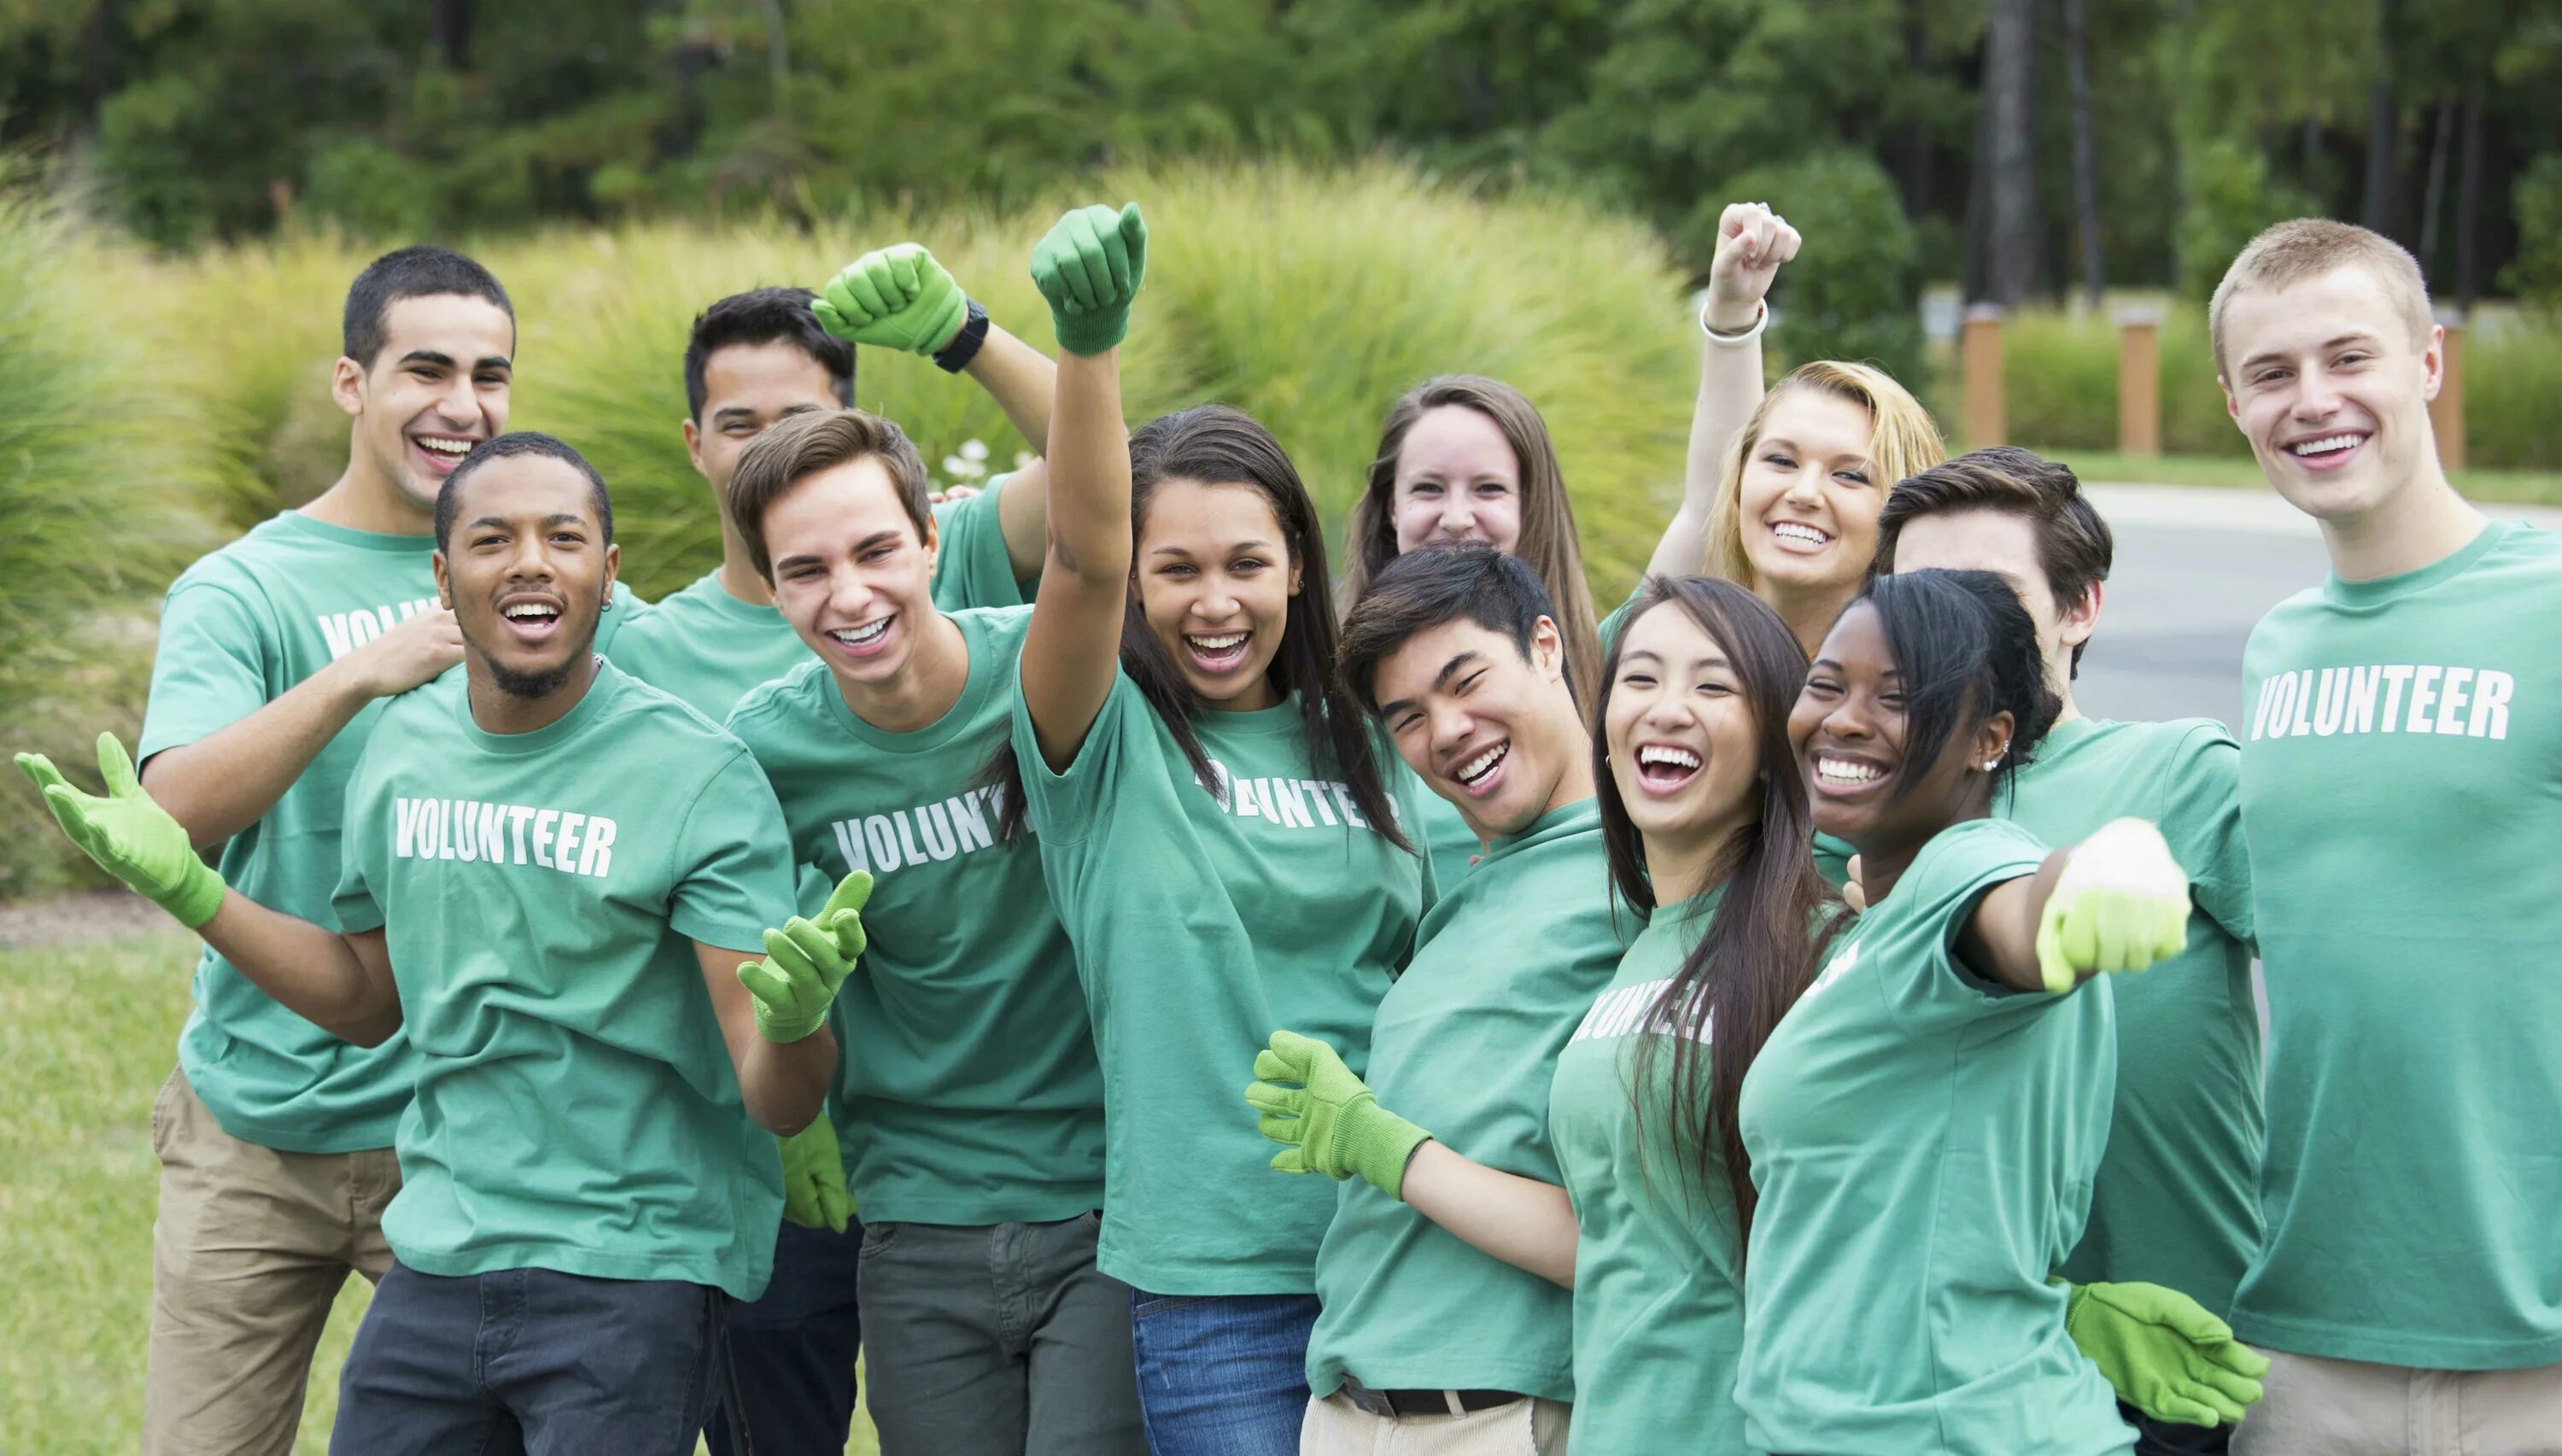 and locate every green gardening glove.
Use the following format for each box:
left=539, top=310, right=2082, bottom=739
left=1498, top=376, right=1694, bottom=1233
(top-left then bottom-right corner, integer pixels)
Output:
left=1243, top=1030, right=1430, bottom=1199
left=1028, top=202, right=1147, bottom=355
left=811, top=243, right=969, bottom=356
left=736, top=870, right=872, bottom=1043
left=16, top=734, right=225, bottom=928
left=2035, top=817, right=2193, bottom=992
left=776, top=1119, right=855, bottom=1234
left=2064, top=1279, right=2271, bottom=1427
